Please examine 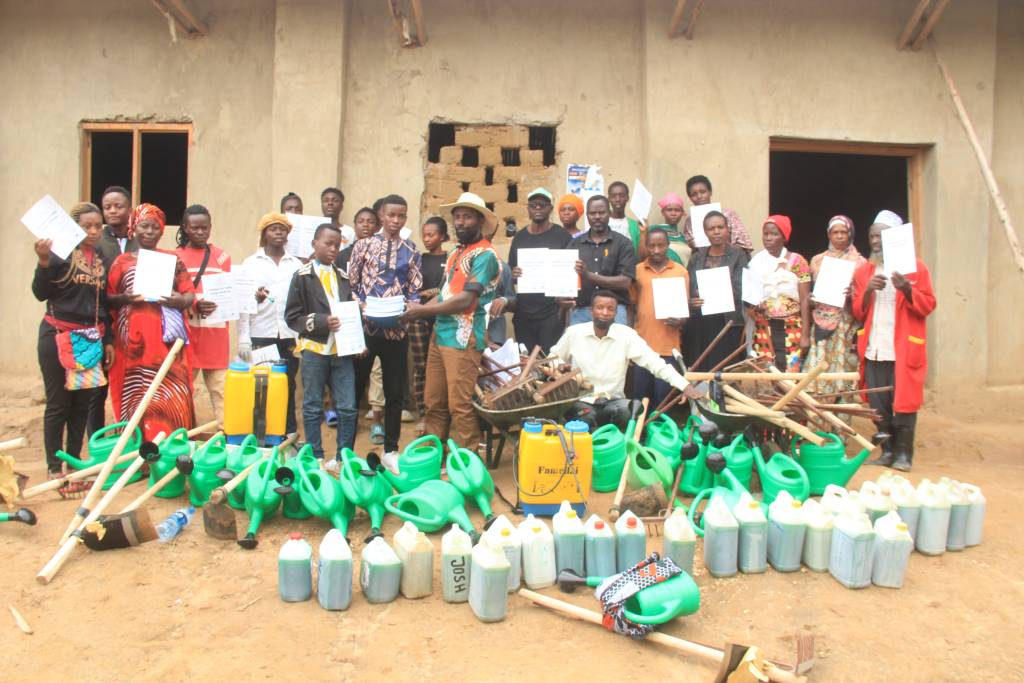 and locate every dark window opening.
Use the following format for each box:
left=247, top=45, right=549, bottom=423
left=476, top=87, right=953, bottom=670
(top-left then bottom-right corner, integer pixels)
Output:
left=769, top=150, right=908, bottom=259
left=140, top=132, right=189, bottom=226
left=88, top=132, right=133, bottom=207
left=485, top=202, right=495, bottom=212
left=501, top=148, right=520, bottom=166
left=485, top=166, right=494, bottom=185
left=528, top=126, right=557, bottom=166
left=461, top=182, right=470, bottom=192
left=507, top=183, right=518, bottom=203
left=427, top=123, right=455, bottom=163
left=461, top=146, right=479, bottom=167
